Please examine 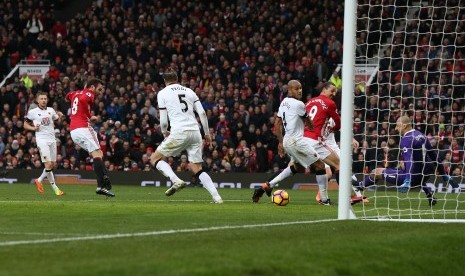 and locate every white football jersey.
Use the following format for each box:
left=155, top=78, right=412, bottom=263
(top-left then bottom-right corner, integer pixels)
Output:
left=157, top=83, right=200, bottom=133
left=25, top=107, right=58, bottom=141
left=277, top=97, right=306, bottom=139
